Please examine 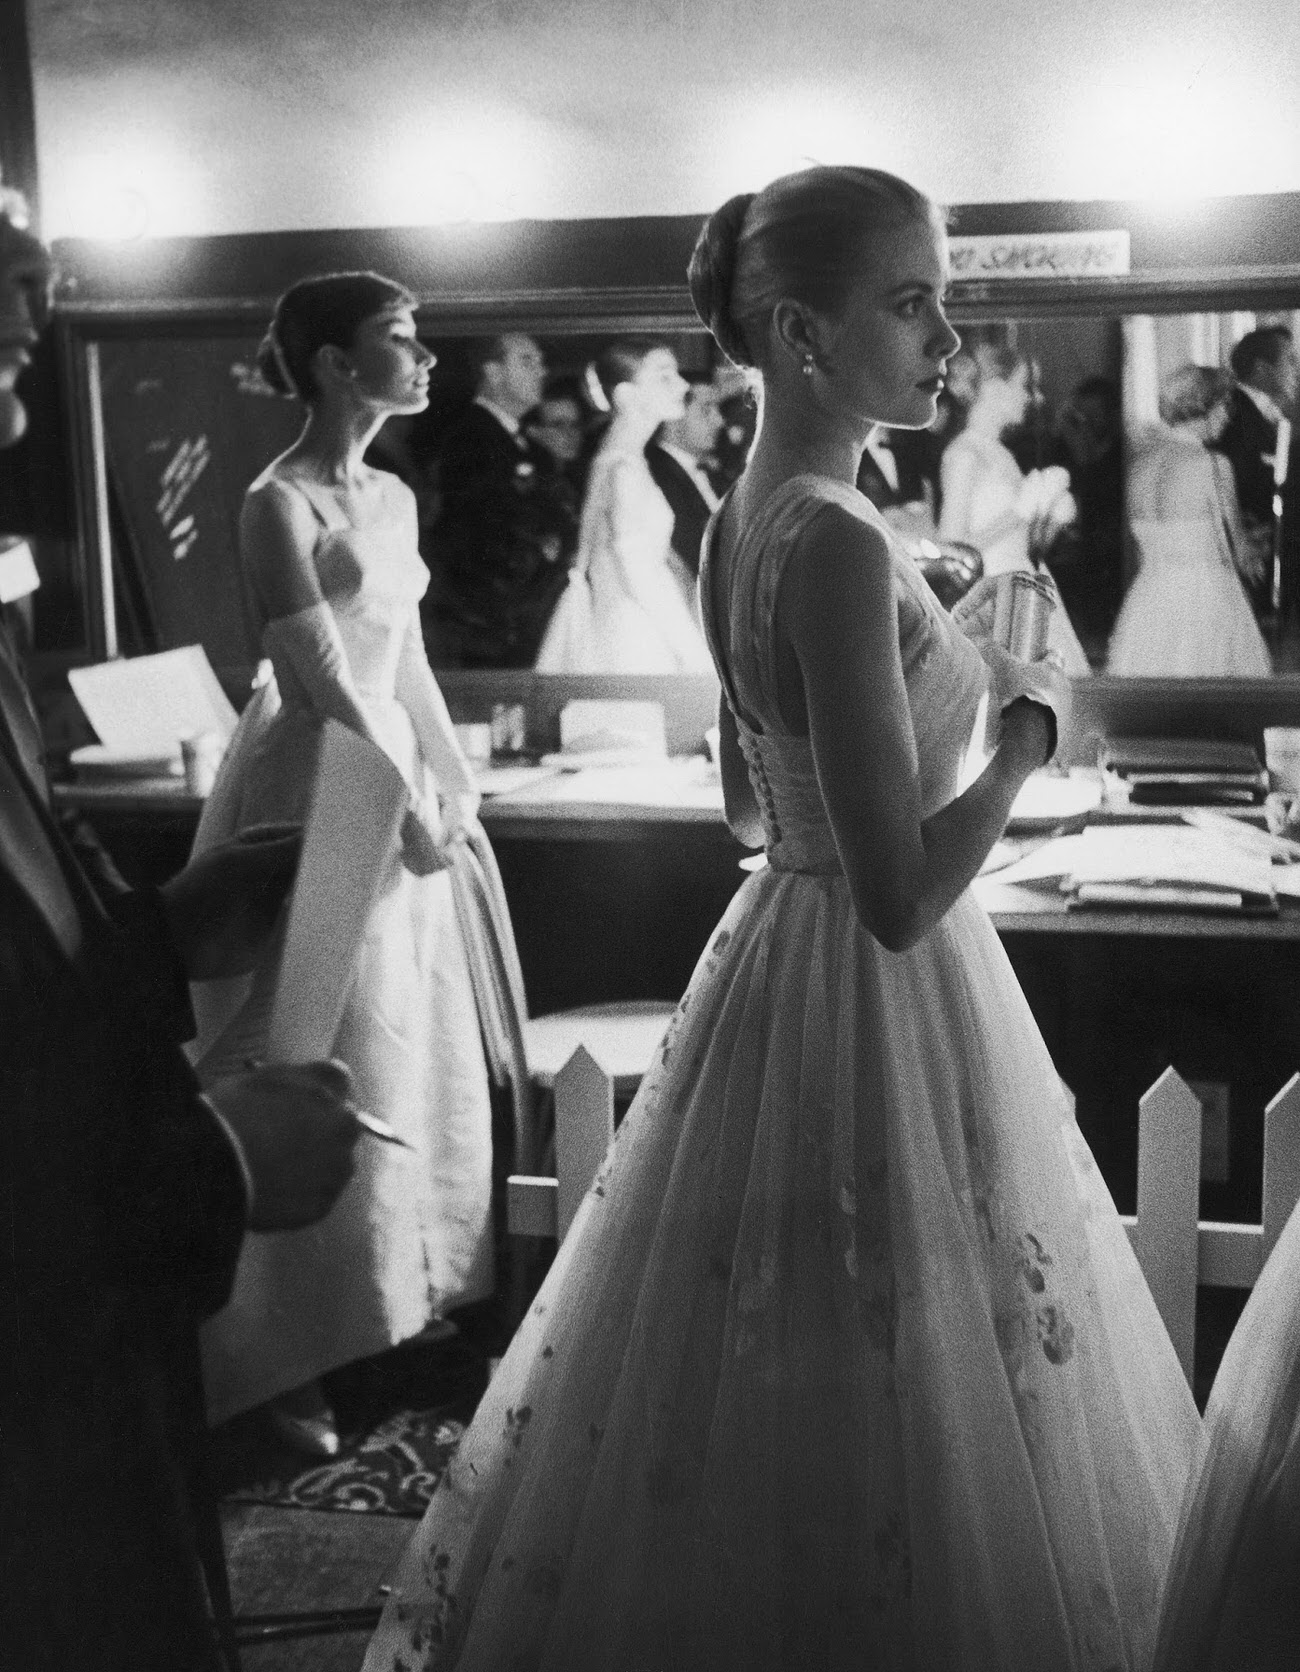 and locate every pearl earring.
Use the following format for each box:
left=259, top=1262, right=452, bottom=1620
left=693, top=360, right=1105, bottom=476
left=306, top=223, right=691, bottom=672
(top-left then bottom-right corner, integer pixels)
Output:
left=802, top=354, right=815, bottom=378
